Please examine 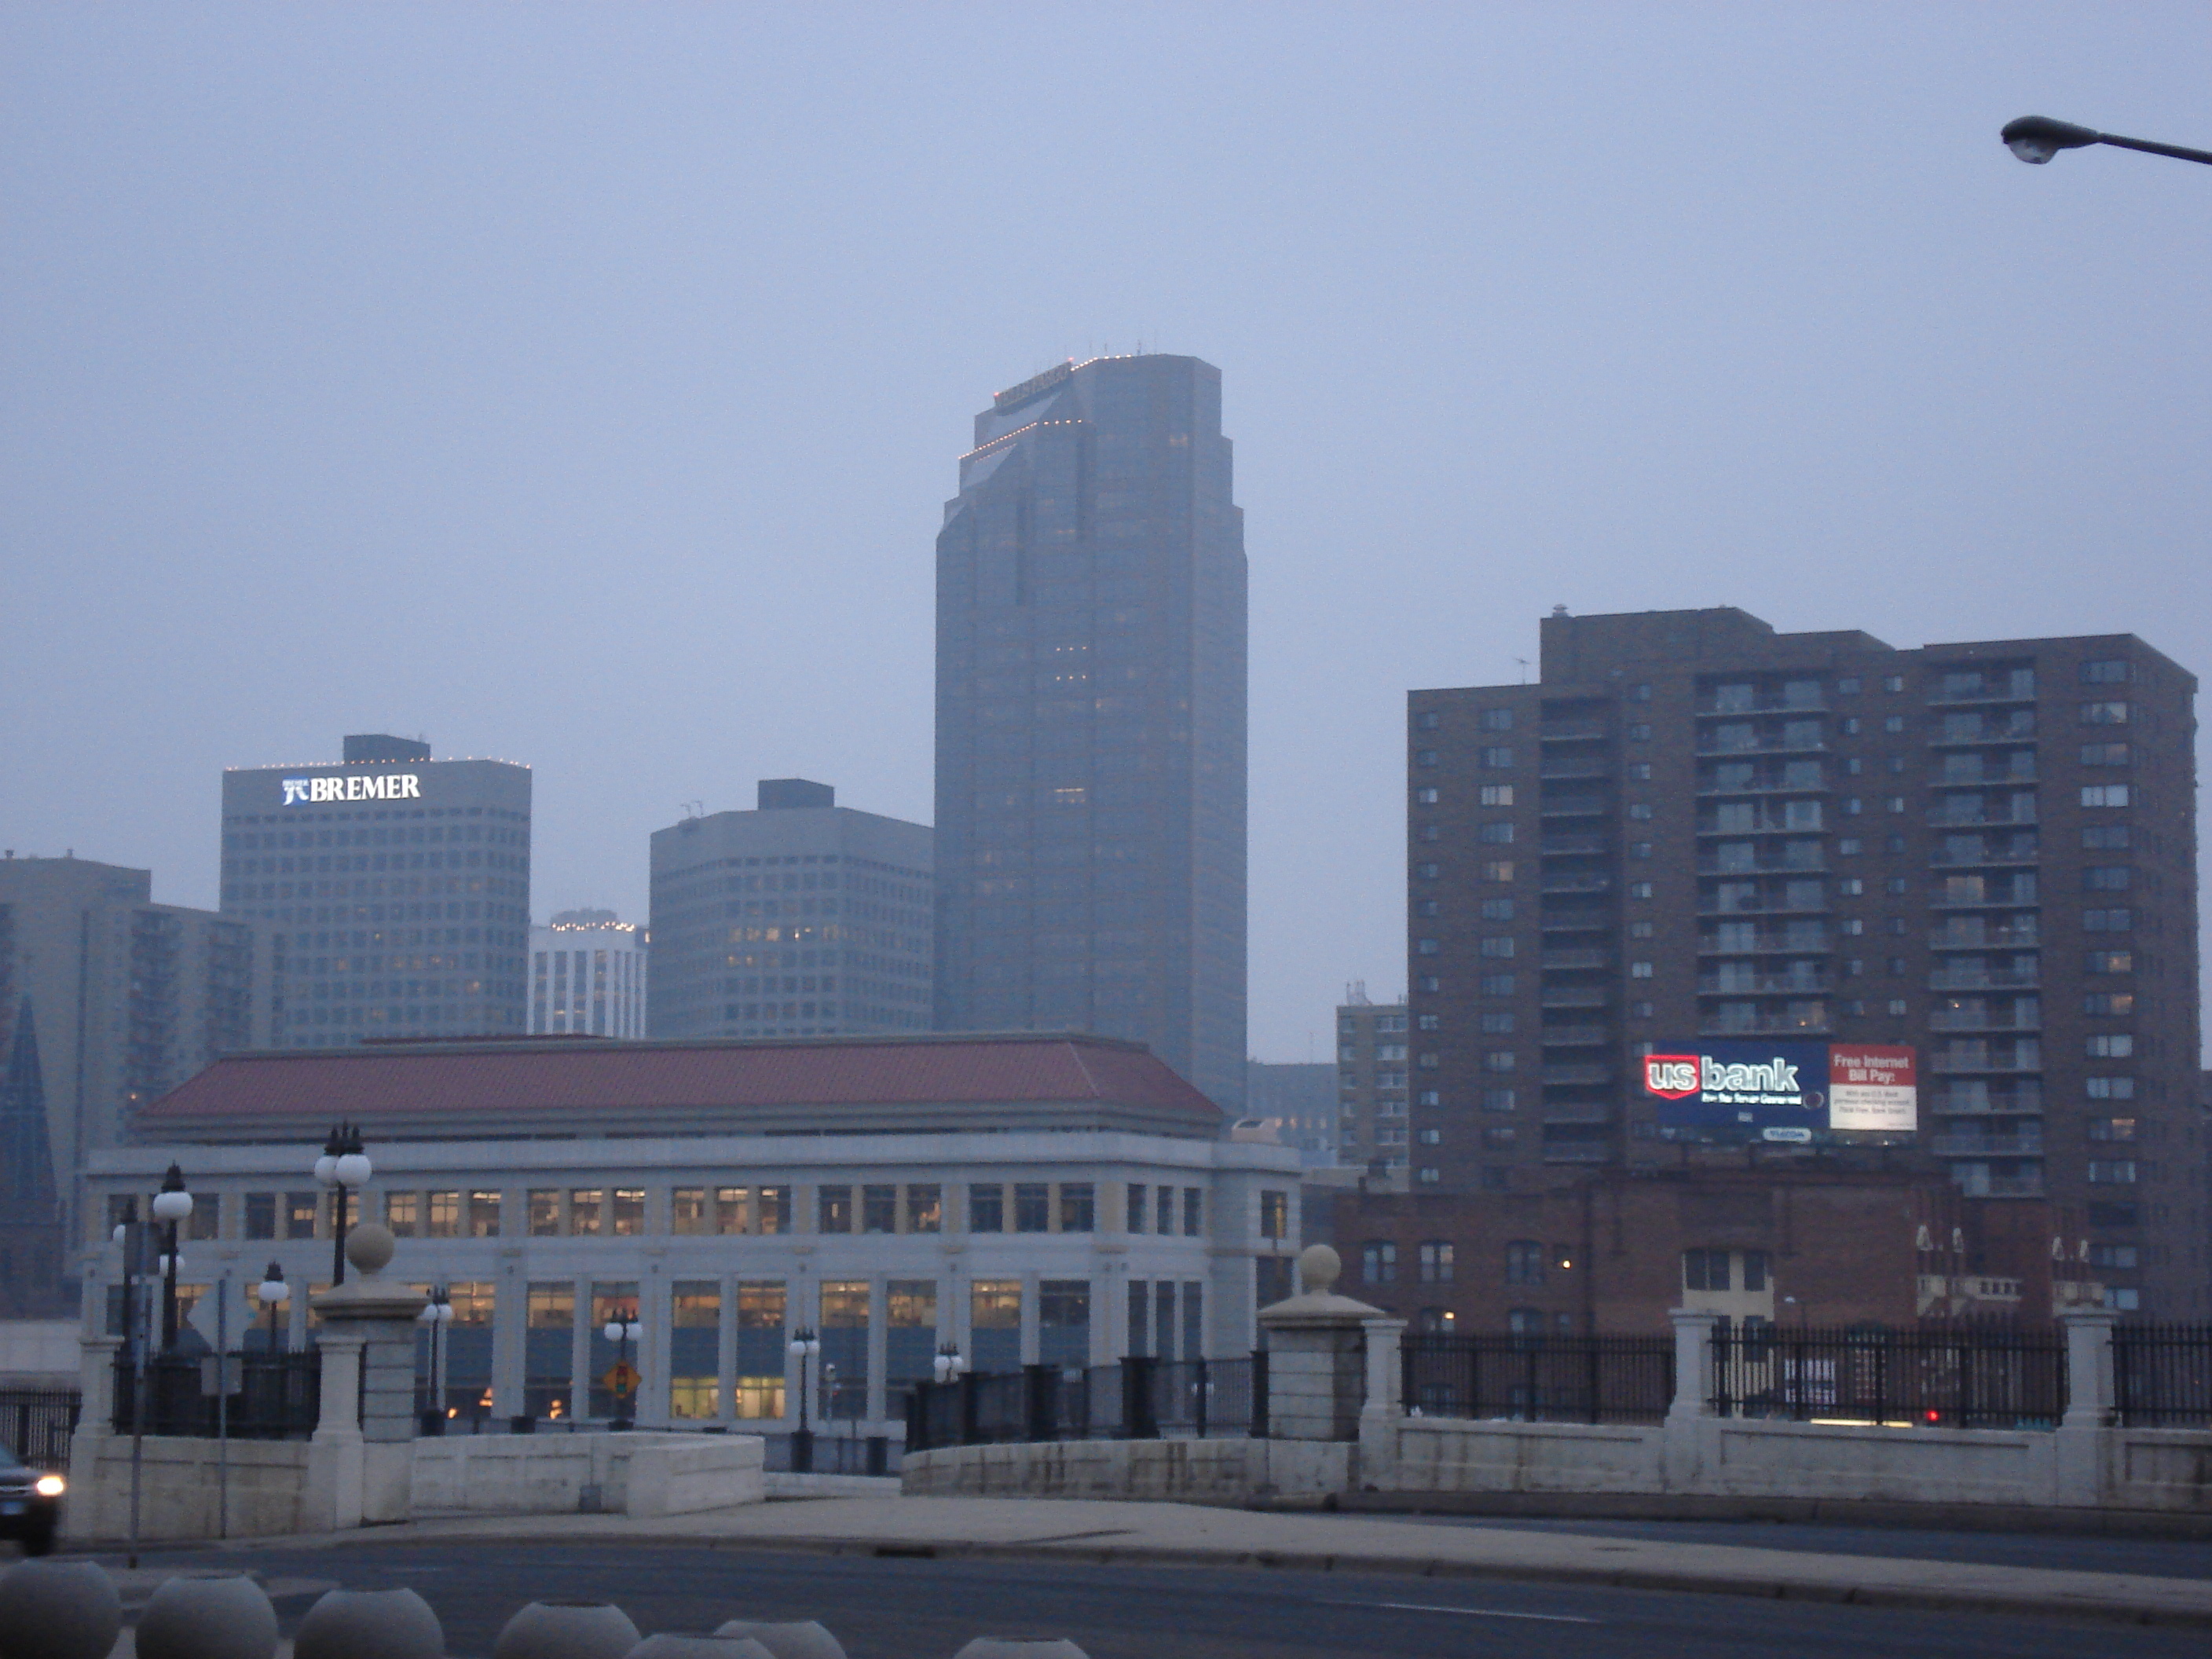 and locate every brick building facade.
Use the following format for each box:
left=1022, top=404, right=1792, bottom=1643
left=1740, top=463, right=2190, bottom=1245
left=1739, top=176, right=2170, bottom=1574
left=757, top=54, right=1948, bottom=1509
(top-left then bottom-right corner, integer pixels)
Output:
left=1407, top=607, right=2201, bottom=1316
